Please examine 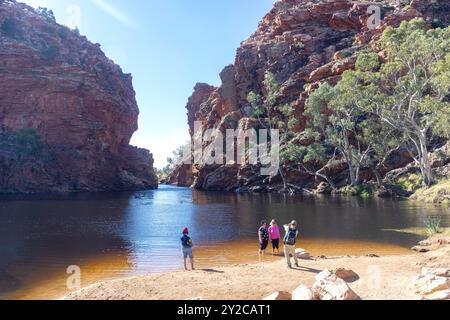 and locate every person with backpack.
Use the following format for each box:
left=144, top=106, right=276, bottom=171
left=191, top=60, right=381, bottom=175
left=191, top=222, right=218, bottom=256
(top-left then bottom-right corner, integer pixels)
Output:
left=258, top=221, right=269, bottom=255
left=283, top=220, right=299, bottom=268
left=181, top=227, right=195, bottom=271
